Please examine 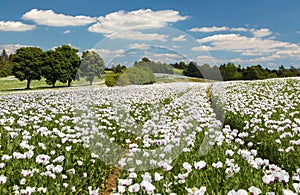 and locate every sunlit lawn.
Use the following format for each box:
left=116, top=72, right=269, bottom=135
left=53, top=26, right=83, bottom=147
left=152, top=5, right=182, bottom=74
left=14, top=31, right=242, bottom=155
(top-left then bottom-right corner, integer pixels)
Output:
left=0, top=75, right=106, bottom=92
